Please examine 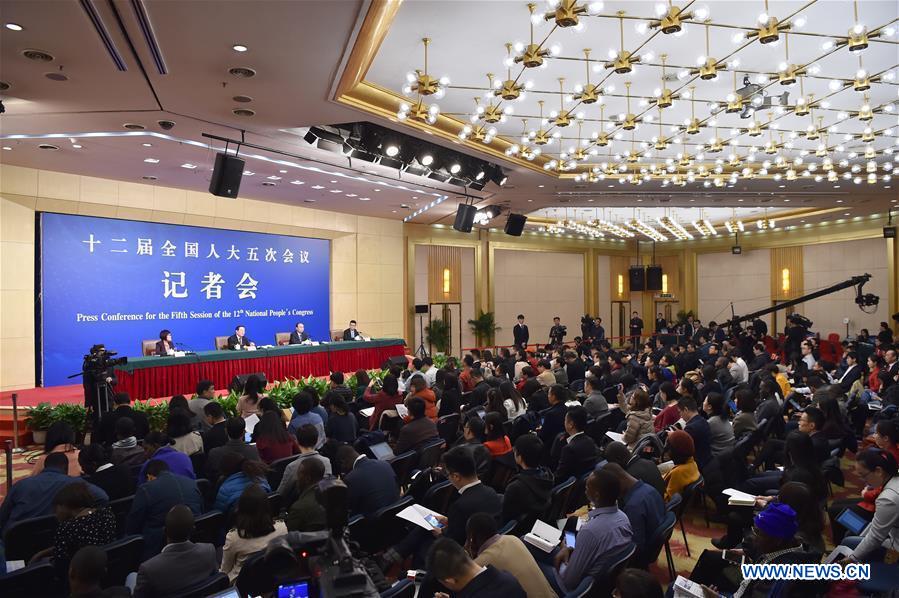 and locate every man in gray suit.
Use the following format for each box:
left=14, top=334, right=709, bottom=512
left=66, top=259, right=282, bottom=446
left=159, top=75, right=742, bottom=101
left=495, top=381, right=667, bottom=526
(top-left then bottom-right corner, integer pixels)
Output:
left=133, top=505, right=218, bottom=598
left=205, top=417, right=261, bottom=480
